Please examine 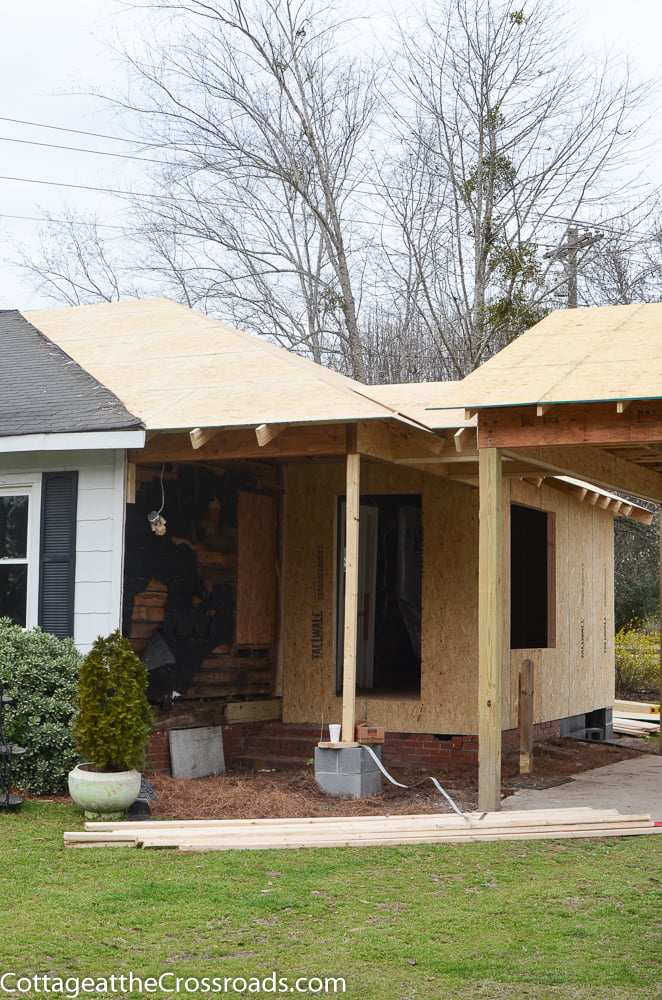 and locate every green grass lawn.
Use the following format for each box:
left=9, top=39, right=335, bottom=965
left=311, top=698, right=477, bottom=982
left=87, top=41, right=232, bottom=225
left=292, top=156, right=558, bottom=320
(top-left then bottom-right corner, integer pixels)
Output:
left=1, top=802, right=661, bottom=1000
